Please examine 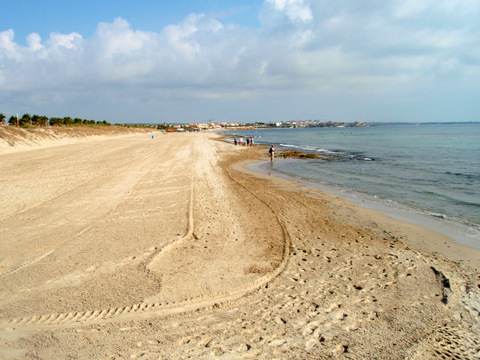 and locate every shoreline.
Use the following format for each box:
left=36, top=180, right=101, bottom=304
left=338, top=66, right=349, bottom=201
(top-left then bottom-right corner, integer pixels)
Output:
left=239, top=155, right=480, bottom=271
left=219, top=131, right=480, bottom=269
left=222, top=125, right=480, bottom=242
left=248, top=160, right=480, bottom=246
